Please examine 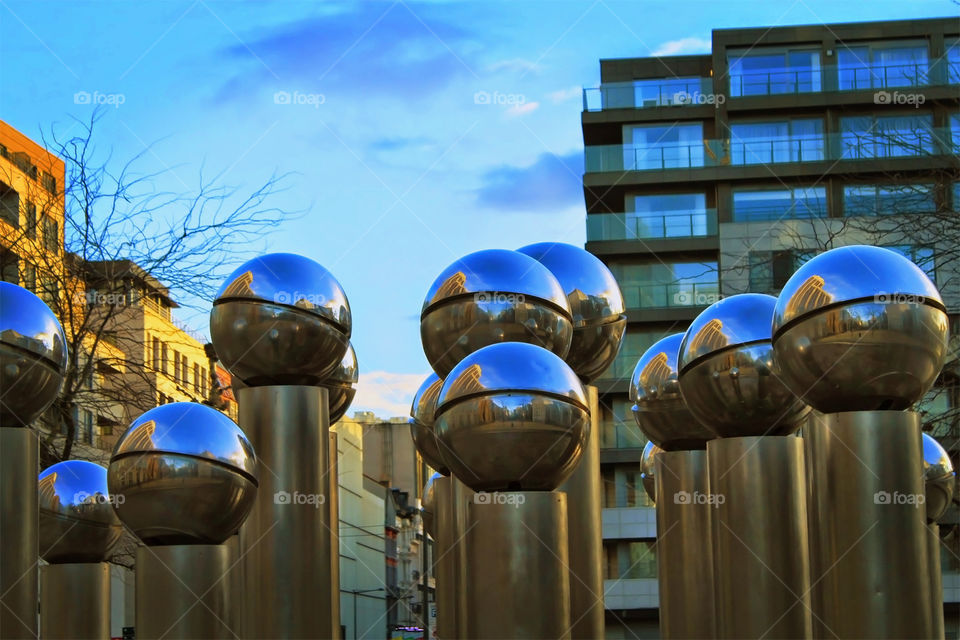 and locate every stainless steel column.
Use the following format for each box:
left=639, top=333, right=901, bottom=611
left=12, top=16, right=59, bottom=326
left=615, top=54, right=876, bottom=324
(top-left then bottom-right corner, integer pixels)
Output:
left=708, top=436, right=811, bottom=639
left=40, top=562, right=110, bottom=639
left=654, top=449, right=714, bottom=639
left=238, top=385, right=334, bottom=639
left=224, top=534, right=241, bottom=637
left=928, top=523, right=944, bottom=640
left=329, top=430, right=342, bottom=640
left=558, top=385, right=603, bottom=640
left=453, top=478, right=471, bottom=637
left=0, top=427, right=38, bottom=639
left=136, top=544, right=232, bottom=639
left=465, top=491, right=570, bottom=639
left=434, top=477, right=457, bottom=639
left=805, top=411, right=932, bottom=639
